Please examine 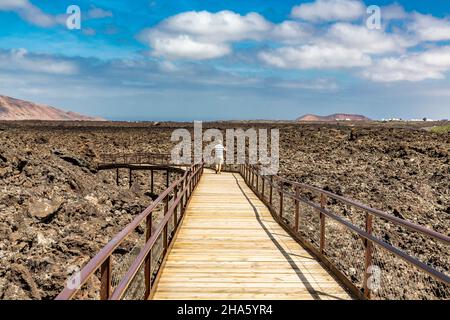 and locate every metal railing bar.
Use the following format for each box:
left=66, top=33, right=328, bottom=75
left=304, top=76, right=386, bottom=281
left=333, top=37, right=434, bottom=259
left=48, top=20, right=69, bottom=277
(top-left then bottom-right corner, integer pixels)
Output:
left=315, top=204, right=450, bottom=285
left=251, top=166, right=450, bottom=245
